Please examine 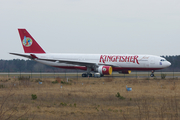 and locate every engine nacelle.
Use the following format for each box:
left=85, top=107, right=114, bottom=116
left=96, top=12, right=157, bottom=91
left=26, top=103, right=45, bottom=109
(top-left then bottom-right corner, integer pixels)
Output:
left=119, top=70, right=131, bottom=74
left=98, top=66, right=112, bottom=75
